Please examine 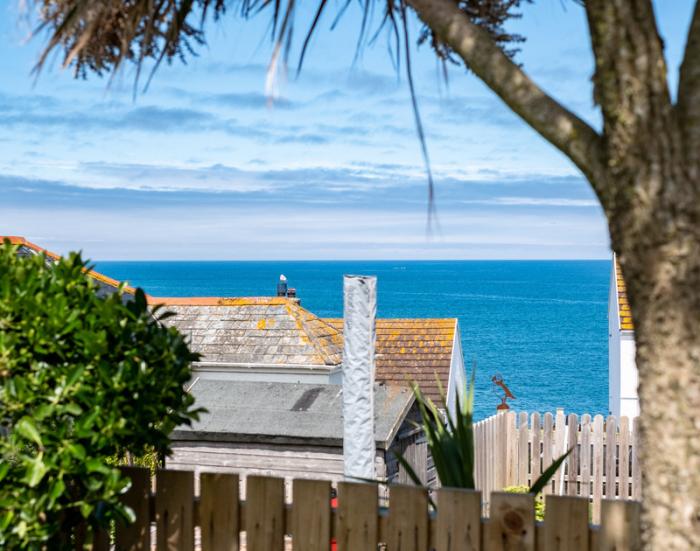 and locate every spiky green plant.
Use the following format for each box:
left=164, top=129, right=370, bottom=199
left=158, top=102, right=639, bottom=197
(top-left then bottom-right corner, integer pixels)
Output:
left=395, top=371, right=571, bottom=500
